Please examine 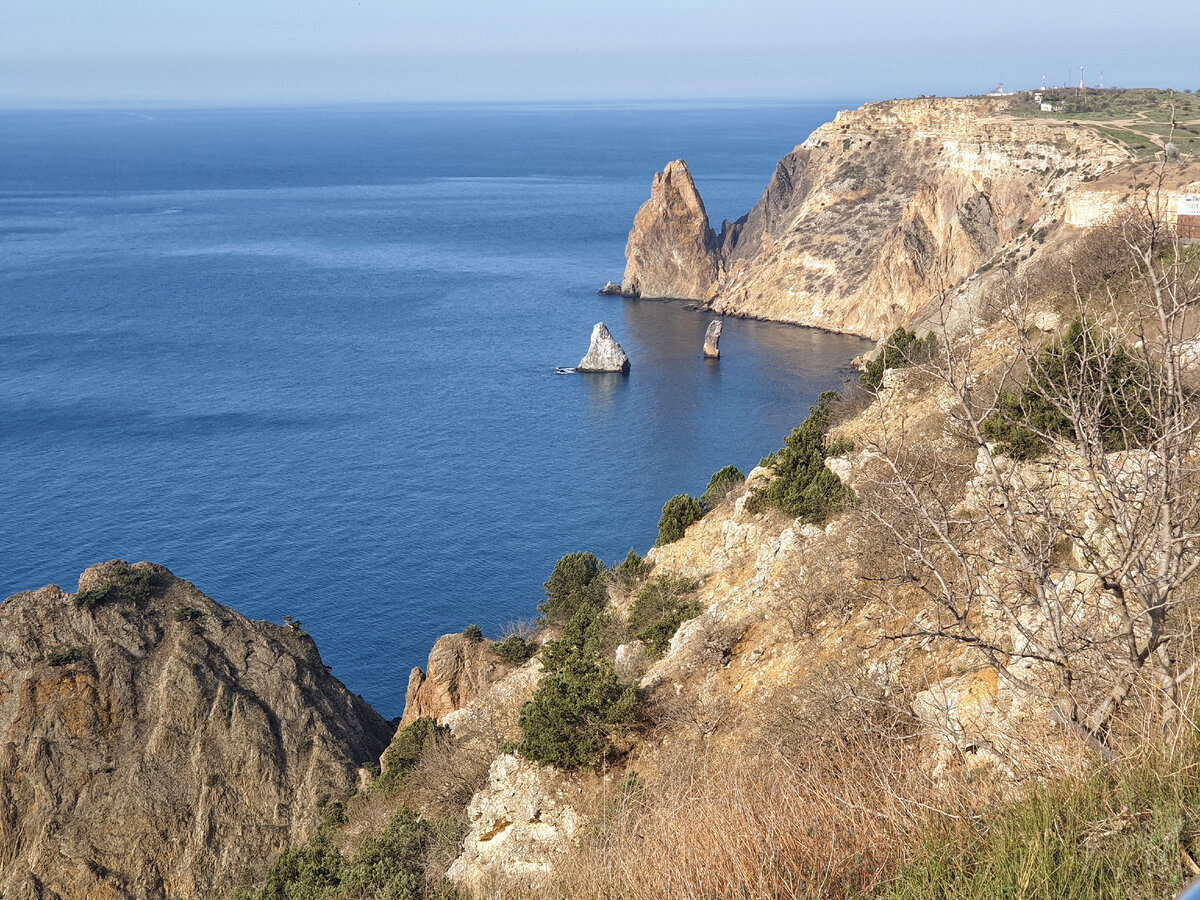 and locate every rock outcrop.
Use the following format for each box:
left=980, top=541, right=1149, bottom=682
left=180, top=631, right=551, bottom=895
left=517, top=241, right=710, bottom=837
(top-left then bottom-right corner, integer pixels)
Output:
left=621, top=98, right=1130, bottom=338
left=0, top=560, right=393, bottom=900
left=703, top=319, right=722, bottom=358
left=399, top=632, right=510, bottom=728
left=576, top=322, right=631, bottom=373
left=621, top=159, right=720, bottom=302
left=447, top=753, right=582, bottom=889
left=598, top=281, right=622, bottom=295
